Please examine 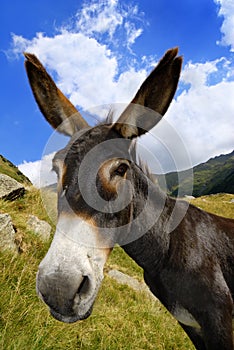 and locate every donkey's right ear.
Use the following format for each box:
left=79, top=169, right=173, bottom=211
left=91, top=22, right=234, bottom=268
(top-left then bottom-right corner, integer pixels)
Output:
left=113, top=48, right=182, bottom=139
left=24, top=53, right=89, bottom=136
